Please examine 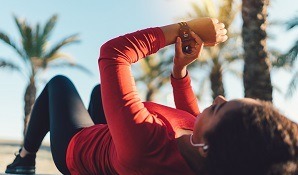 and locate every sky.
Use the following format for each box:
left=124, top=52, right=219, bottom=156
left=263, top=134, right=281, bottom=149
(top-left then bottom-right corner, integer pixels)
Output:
left=0, top=0, right=297, bottom=142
